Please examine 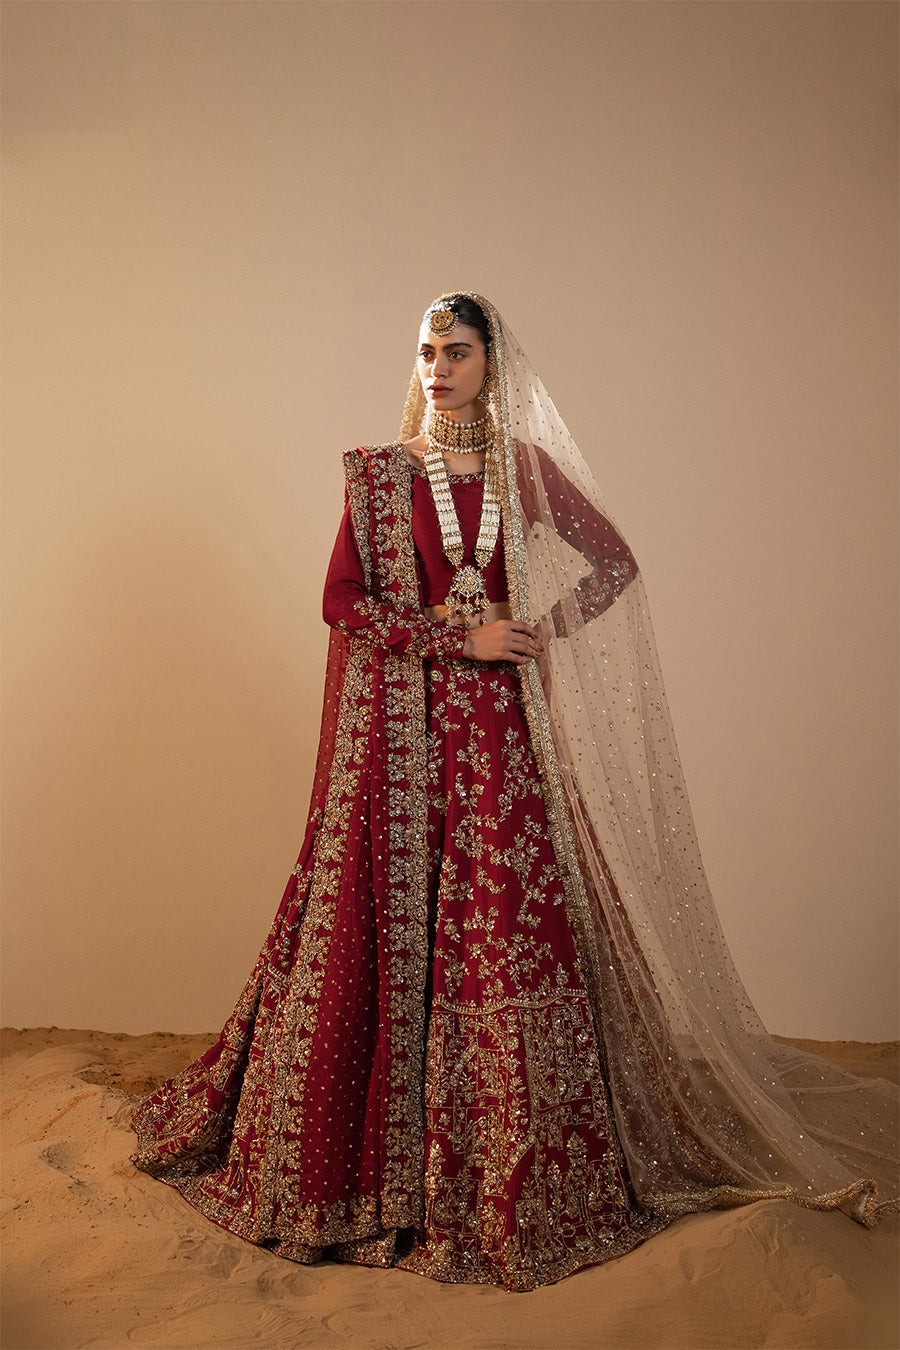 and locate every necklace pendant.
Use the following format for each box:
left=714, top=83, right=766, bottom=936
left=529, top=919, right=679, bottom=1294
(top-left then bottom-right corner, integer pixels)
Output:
left=445, top=563, right=489, bottom=620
